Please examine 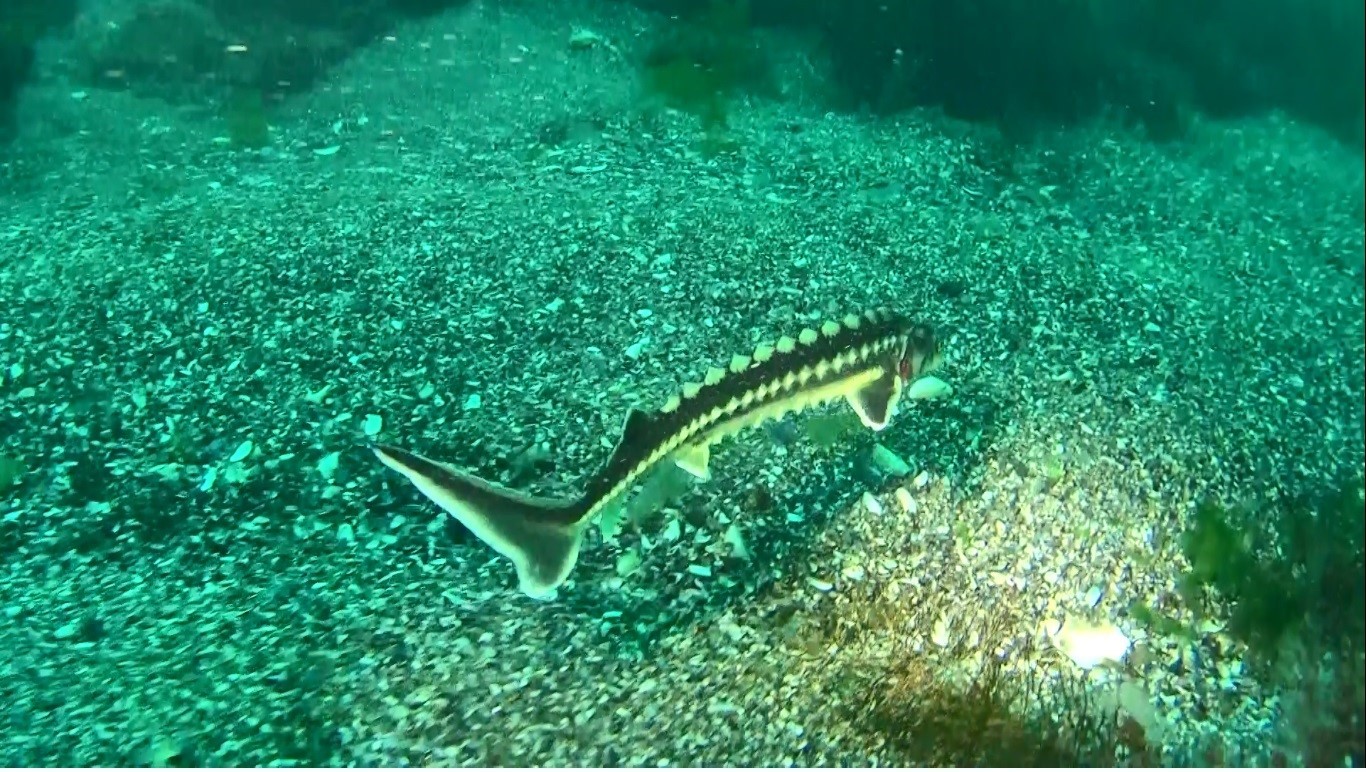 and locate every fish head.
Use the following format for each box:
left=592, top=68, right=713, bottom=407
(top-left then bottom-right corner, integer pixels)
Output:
left=897, top=323, right=941, bottom=384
